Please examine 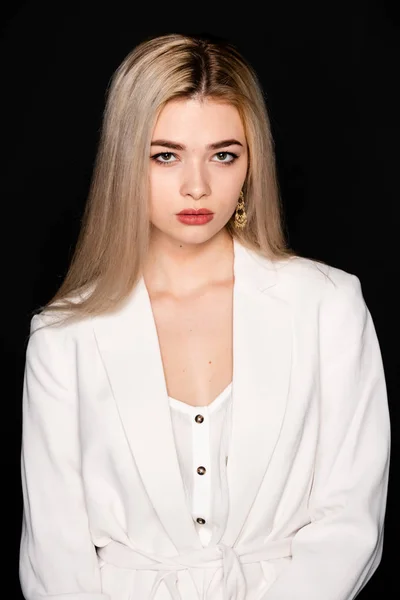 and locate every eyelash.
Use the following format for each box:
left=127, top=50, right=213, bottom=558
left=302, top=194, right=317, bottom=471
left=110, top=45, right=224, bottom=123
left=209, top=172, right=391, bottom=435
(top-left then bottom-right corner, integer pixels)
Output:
left=150, top=151, right=239, bottom=167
